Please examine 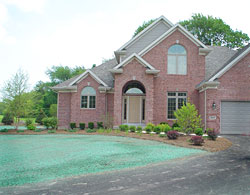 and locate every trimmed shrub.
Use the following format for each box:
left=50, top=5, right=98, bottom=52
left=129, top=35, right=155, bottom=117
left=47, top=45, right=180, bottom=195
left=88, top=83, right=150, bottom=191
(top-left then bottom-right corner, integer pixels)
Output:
left=35, top=111, right=45, bottom=125
left=42, top=117, right=58, bottom=129
left=2, top=113, right=13, bottom=125
left=146, top=123, right=155, bottom=129
left=70, top=122, right=76, bottom=129
left=173, top=127, right=182, bottom=132
left=25, top=119, right=33, bottom=127
left=207, top=128, right=219, bottom=140
left=79, top=123, right=85, bottom=130
left=0, top=128, right=8, bottom=132
left=119, top=125, right=127, bottom=131
left=161, top=124, right=171, bottom=133
left=27, top=124, right=36, bottom=130
left=86, top=128, right=96, bottom=133
left=97, top=122, right=103, bottom=129
left=88, top=122, right=94, bottom=129
left=190, top=136, right=204, bottom=145
left=160, top=122, right=168, bottom=125
left=194, top=128, right=203, bottom=136
left=172, top=122, right=180, bottom=129
left=144, top=126, right=152, bottom=134
left=154, top=125, right=161, bottom=134
left=167, top=131, right=179, bottom=139
left=136, top=126, right=142, bottom=132
left=129, top=125, right=136, bottom=132
left=185, top=127, right=193, bottom=135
